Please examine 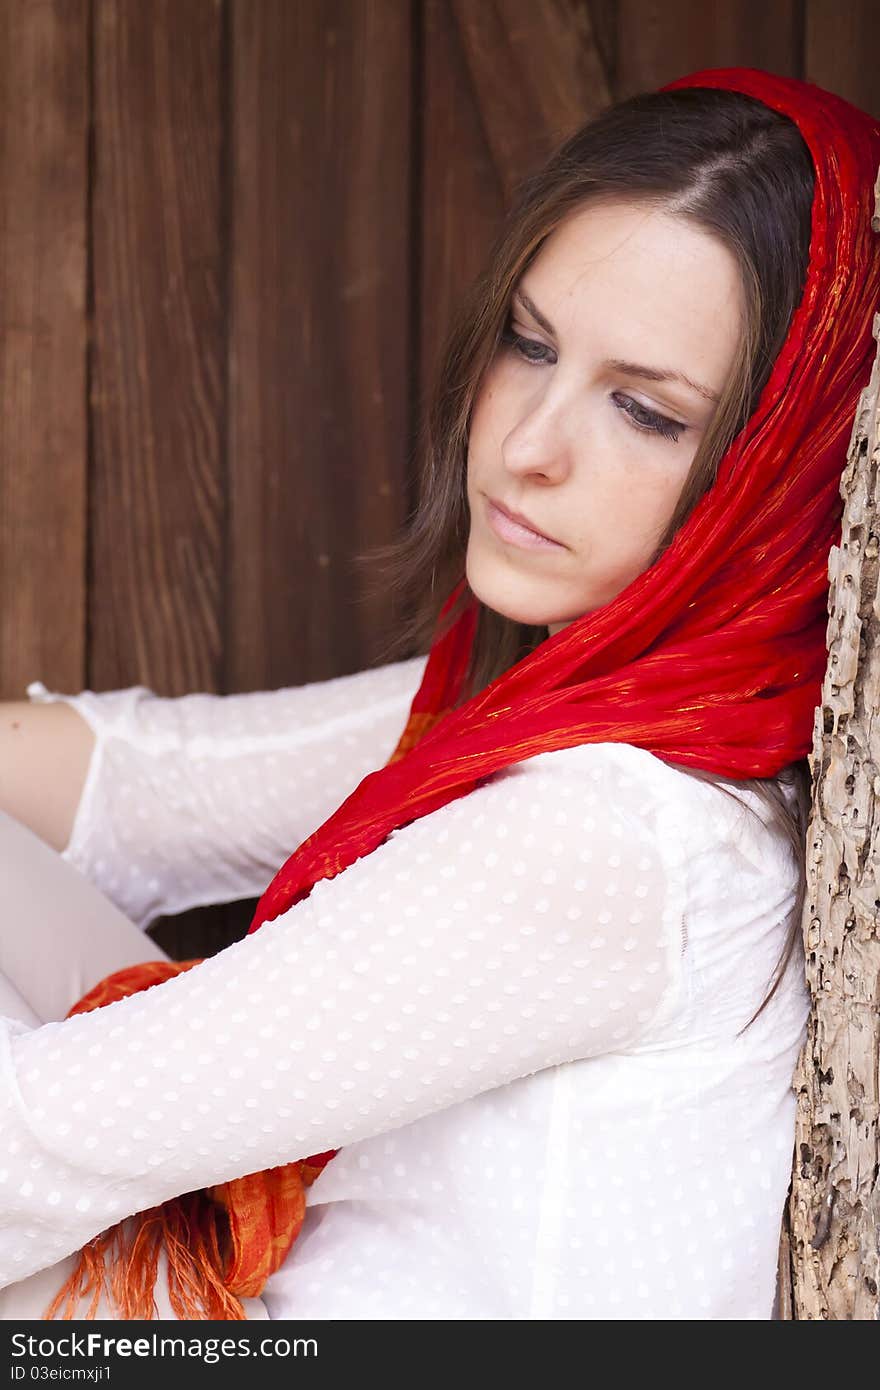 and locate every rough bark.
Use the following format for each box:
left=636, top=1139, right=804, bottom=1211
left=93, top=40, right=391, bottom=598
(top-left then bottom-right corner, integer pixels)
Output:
left=779, top=169, right=880, bottom=1320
